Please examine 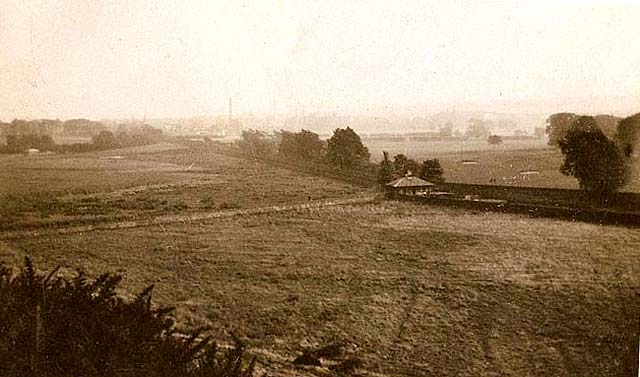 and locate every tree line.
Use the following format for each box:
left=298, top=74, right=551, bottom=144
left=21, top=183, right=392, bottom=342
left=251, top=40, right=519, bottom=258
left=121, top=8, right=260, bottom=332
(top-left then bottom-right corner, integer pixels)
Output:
left=377, top=152, right=444, bottom=186
left=234, top=127, right=444, bottom=188
left=0, top=124, right=164, bottom=154
left=0, top=118, right=108, bottom=138
left=546, top=112, right=640, bottom=196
